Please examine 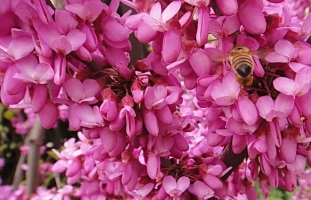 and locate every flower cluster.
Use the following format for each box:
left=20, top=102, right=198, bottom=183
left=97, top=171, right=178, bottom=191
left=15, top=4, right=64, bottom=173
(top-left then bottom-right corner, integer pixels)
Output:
left=2, top=0, right=311, bottom=199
